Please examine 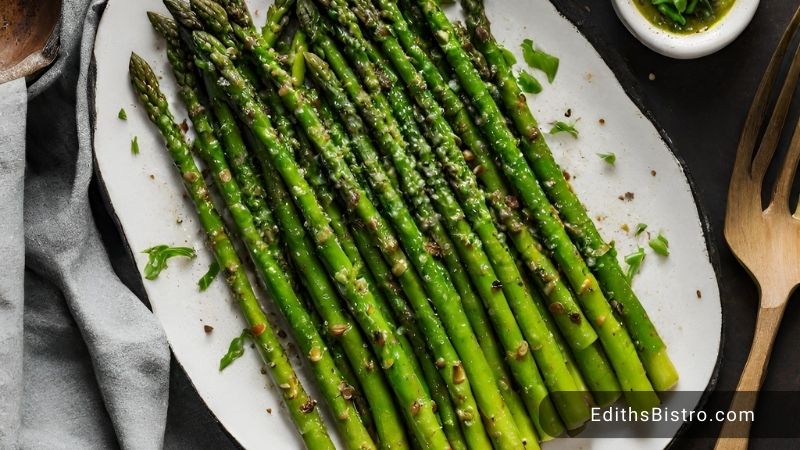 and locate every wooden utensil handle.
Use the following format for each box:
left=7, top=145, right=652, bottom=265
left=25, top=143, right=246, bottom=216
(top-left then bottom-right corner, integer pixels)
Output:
left=714, top=298, right=788, bottom=450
